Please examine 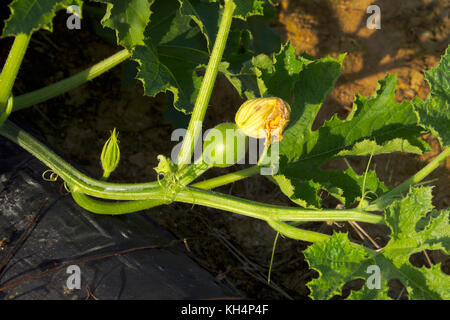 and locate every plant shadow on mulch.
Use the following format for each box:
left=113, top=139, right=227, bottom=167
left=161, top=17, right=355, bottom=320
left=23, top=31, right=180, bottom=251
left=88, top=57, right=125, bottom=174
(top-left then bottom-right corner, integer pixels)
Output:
left=0, top=0, right=448, bottom=299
